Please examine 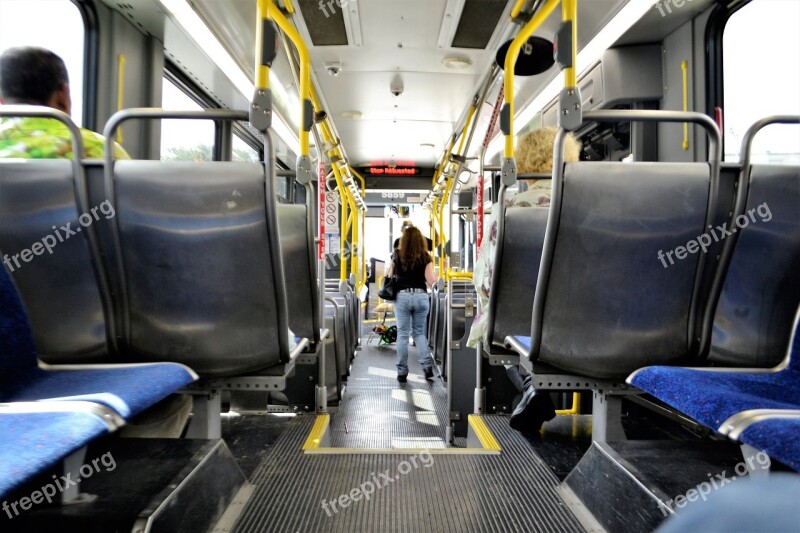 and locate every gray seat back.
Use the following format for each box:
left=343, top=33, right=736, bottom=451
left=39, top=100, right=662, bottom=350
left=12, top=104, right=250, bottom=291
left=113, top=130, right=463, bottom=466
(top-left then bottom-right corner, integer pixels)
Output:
left=537, top=162, right=712, bottom=378
left=277, top=204, right=320, bottom=344
left=487, top=207, right=548, bottom=350
left=709, top=164, right=800, bottom=366
left=109, top=160, right=289, bottom=377
left=0, top=160, right=109, bottom=362
left=0, top=89, right=122, bottom=367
